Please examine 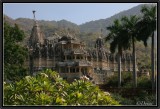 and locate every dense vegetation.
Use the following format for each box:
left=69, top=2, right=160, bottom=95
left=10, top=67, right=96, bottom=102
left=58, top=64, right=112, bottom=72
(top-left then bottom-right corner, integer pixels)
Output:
left=101, top=72, right=156, bottom=105
left=4, top=22, right=28, bottom=81
left=4, top=69, right=120, bottom=106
